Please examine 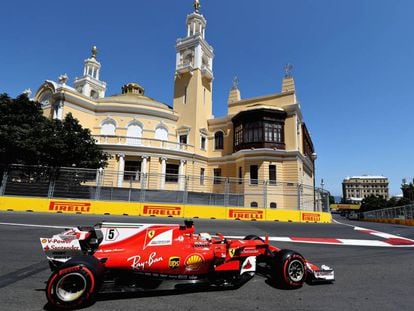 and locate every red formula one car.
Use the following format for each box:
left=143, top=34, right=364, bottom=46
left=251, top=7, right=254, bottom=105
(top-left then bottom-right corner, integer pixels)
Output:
left=40, top=220, right=334, bottom=309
